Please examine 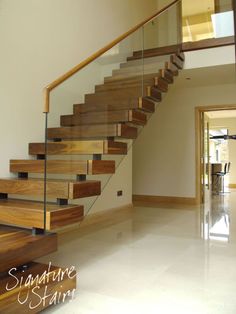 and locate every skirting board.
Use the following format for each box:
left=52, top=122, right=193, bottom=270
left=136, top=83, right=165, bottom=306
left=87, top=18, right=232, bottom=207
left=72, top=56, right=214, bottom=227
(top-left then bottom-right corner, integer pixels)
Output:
left=229, top=184, right=236, bottom=189
left=58, top=203, right=134, bottom=235
left=133, top=195, right=198, bottom=205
